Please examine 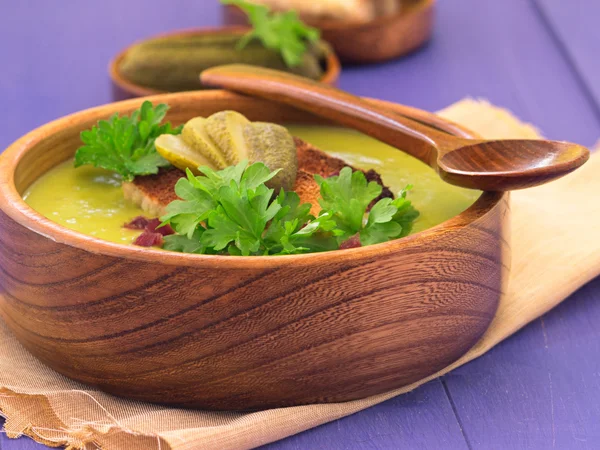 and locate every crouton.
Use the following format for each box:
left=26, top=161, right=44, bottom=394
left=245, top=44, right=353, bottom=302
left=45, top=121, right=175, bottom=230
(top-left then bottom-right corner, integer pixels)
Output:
left=122, top=138, right=392, bottom=217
